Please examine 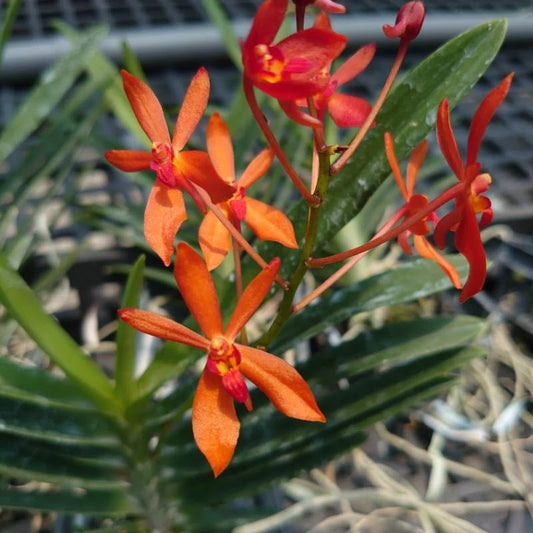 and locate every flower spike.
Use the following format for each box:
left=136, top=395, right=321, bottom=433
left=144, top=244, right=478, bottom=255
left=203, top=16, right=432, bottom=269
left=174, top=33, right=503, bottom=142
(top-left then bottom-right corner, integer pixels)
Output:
left=119, top=243, right=324, bottom=476
left=434, top=73, right=513, bottom=301
left=105, top=69, right=233, bottom=265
